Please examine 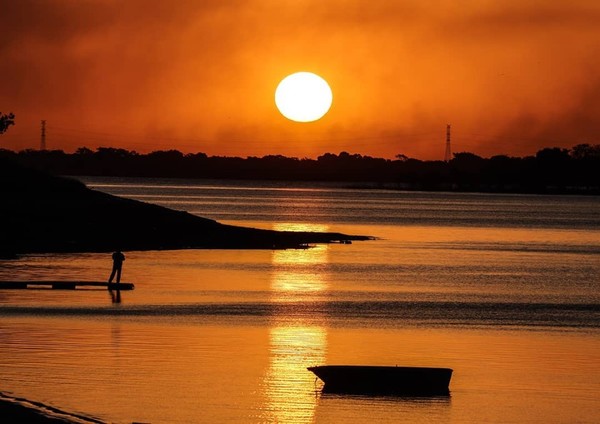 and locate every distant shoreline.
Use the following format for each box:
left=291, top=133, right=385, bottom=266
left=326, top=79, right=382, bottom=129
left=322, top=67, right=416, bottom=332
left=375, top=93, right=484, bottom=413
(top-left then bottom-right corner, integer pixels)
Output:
left=79, top=174, right=600, bottom=196
left=2, top=145, right=599, bottom=195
